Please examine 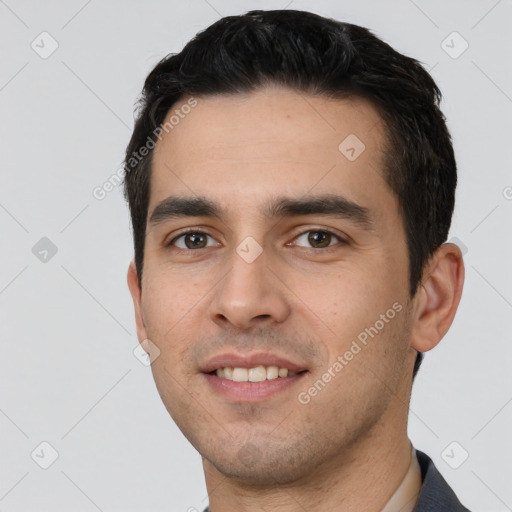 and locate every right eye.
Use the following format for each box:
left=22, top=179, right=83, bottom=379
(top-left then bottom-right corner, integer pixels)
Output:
left=169, top=231, right=219, bottom=250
